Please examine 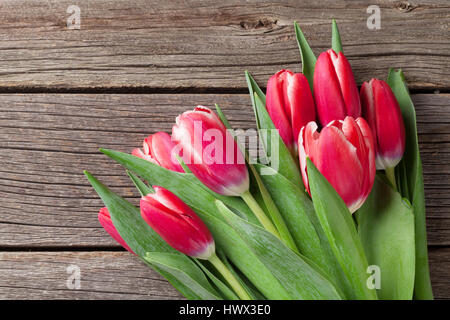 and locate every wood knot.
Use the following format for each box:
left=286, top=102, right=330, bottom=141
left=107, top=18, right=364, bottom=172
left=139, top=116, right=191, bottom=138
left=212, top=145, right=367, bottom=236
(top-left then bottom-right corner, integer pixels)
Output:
left=395, top=1, right=418, bottom=12
left=239, top=18, right=278, bottom=30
